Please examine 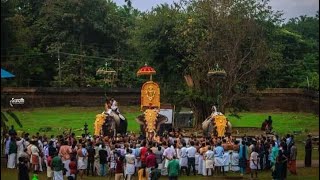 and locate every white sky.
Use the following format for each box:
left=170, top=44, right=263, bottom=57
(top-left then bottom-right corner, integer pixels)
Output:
left=113, top=0, right=319, bottom=20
